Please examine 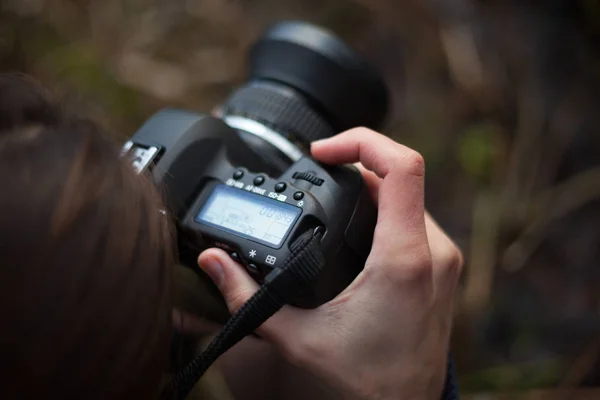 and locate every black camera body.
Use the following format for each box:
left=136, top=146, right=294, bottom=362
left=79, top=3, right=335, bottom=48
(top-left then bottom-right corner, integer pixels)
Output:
left=126, top=109, right=376, bottom=307
left=122, top=21, right=389, bottom=310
